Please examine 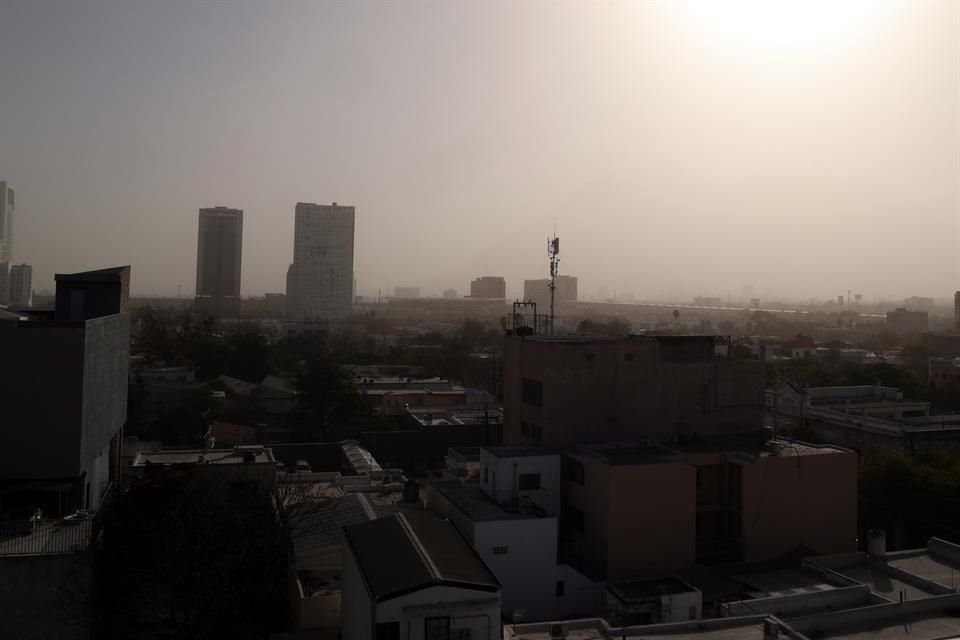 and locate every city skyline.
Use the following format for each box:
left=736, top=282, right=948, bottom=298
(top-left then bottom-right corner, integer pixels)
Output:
left=0, top=1, right=958, bottom=301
